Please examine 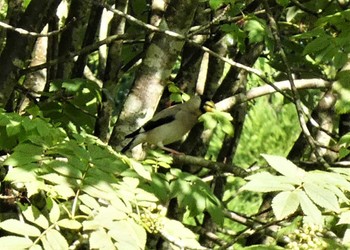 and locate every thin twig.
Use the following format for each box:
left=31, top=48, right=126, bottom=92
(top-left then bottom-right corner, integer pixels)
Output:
left=20, top=34, right=131, bottom=75
left=0, top=18, right=76, bottom=37
left=188, top=9, right=266, bottom=36
left=97, top=1, right=290, bottom=97
left=188, top=4, right=231, bottom=37
left=172, top=154, right=248, bottom=178
left=290, top=0, right=319, bottom=16
left=262, top=0, right=330, bottom=168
